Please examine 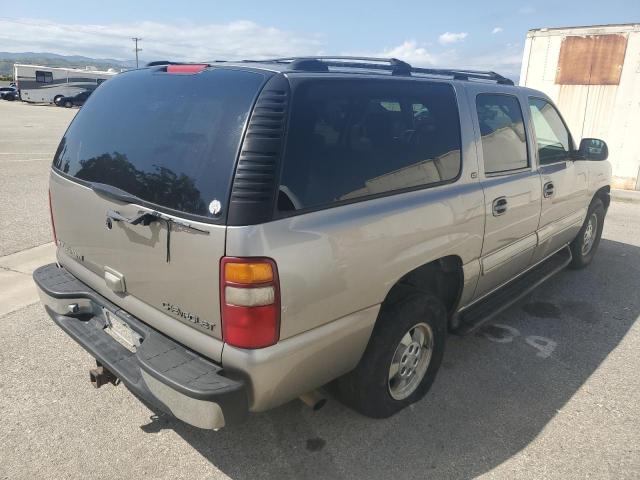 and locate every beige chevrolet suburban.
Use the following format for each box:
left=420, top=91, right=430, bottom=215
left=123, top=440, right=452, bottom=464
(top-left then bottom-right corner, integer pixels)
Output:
left=34, top=57, right=611, bottom=430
